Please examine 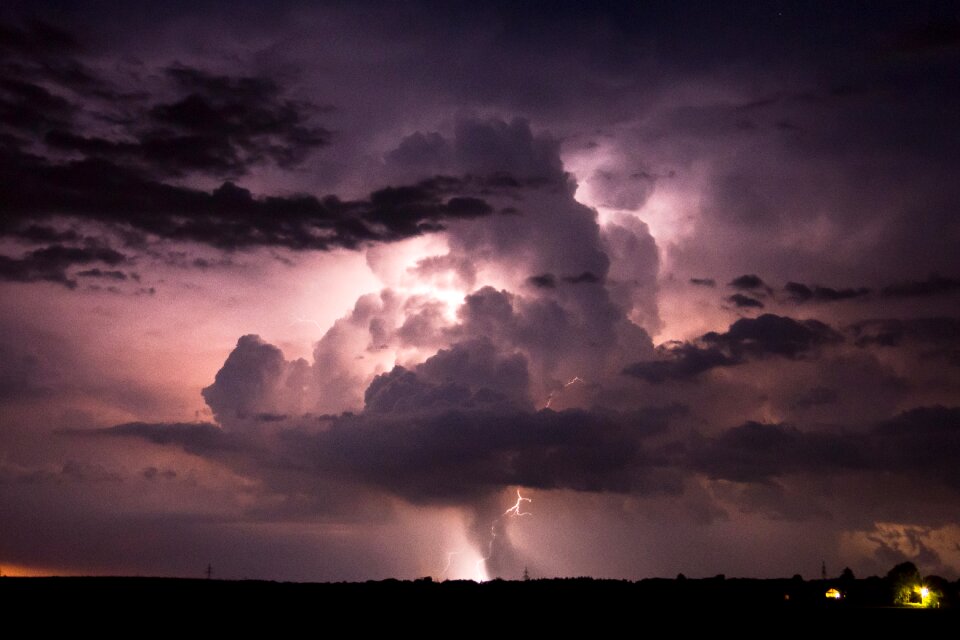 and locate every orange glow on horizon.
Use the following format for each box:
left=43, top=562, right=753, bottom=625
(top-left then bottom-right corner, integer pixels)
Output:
left=0, top=562, right=76, bottom=577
